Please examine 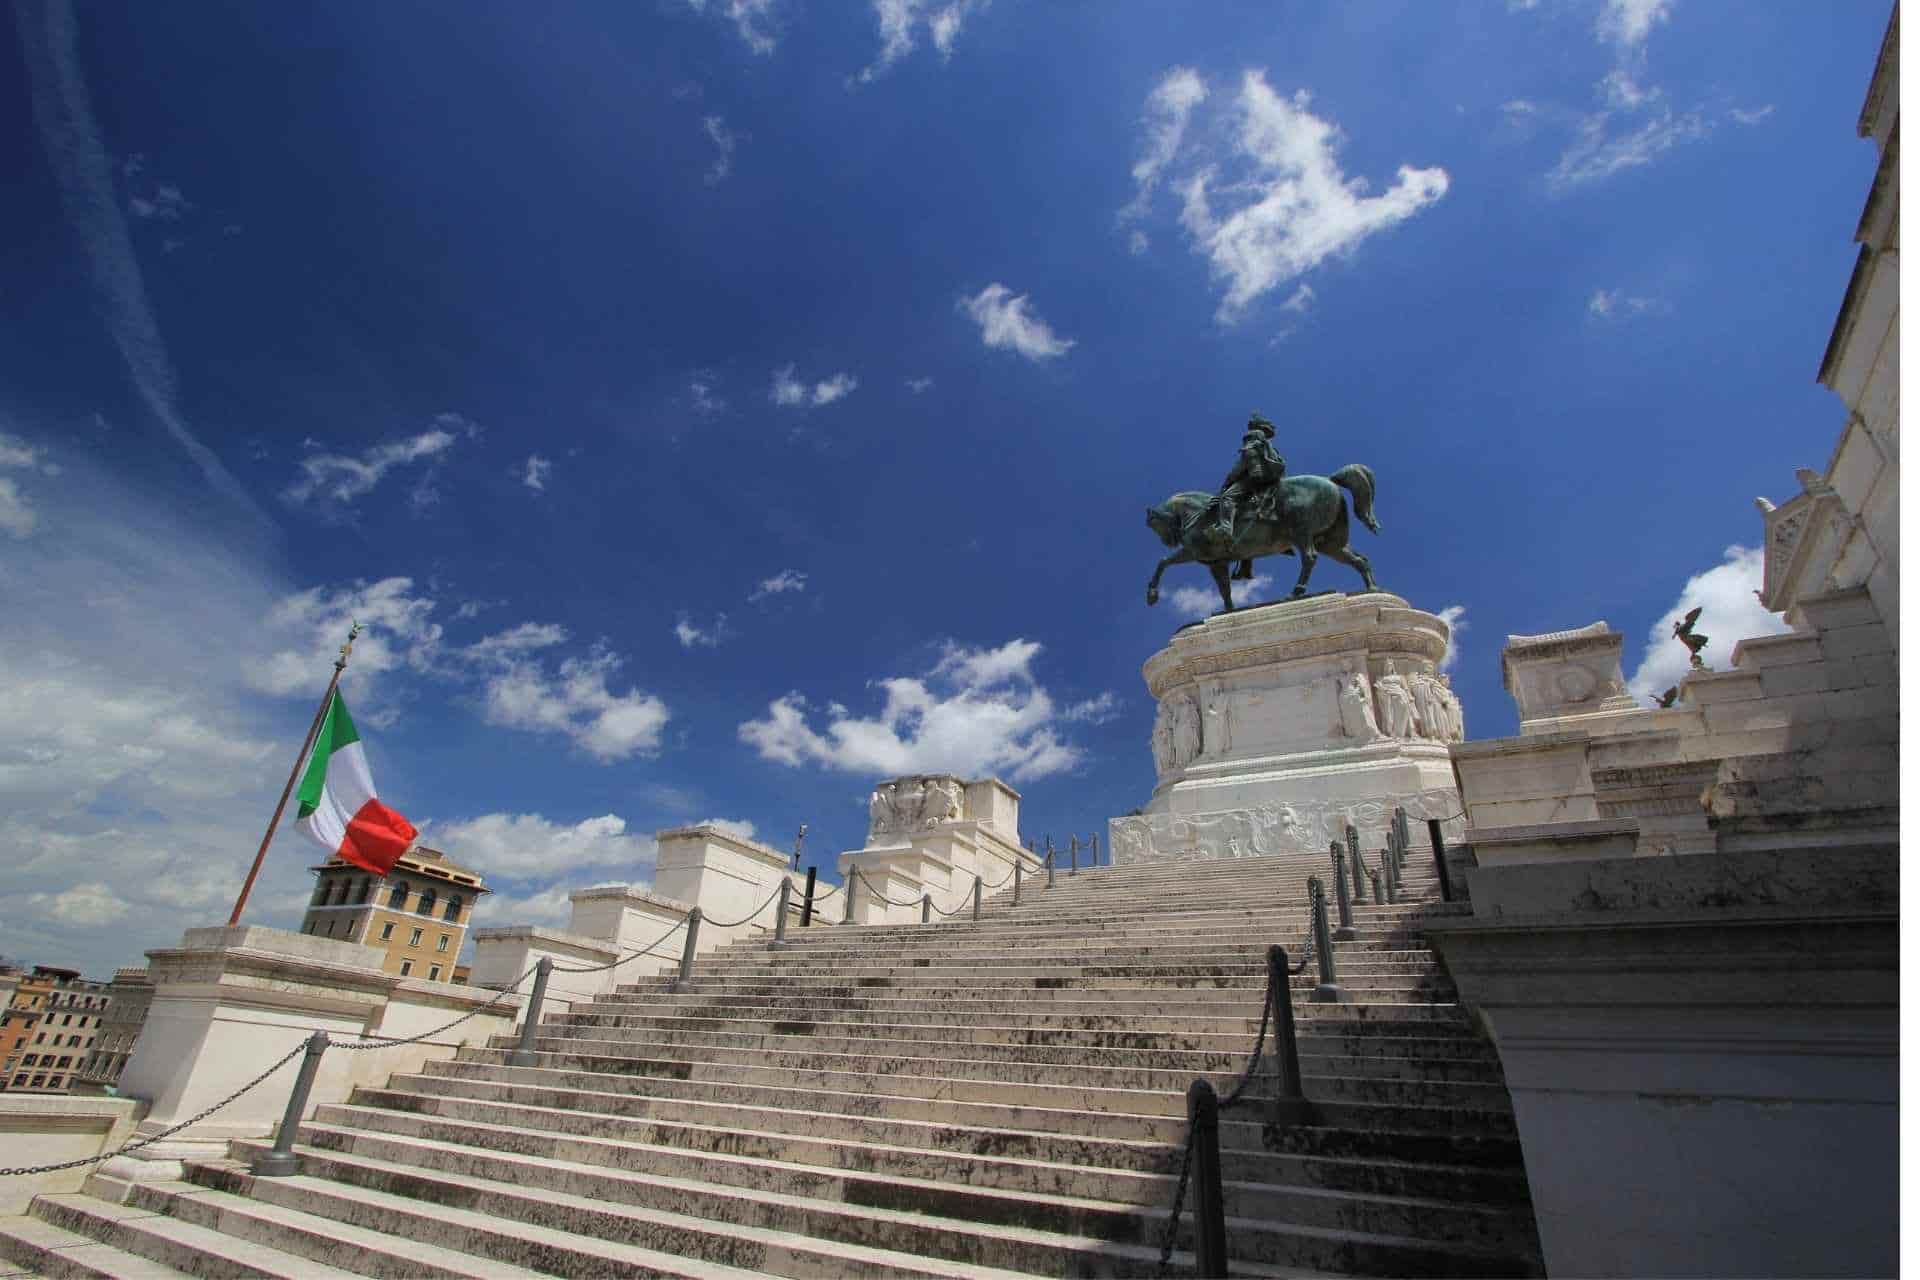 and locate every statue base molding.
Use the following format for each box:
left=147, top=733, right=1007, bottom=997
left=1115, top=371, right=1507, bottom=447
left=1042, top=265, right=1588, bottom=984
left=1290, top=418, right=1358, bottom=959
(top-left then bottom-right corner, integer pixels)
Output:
left=1111, top=591, right=1468, bottom=863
